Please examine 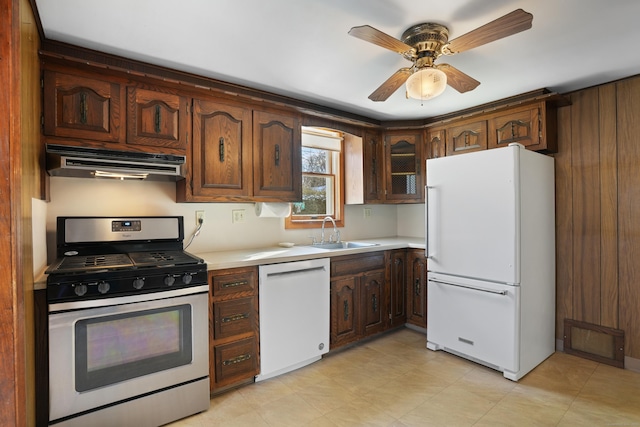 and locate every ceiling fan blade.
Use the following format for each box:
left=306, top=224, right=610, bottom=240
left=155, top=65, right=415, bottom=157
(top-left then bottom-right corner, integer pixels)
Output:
left=437, top=64, right=480, bottom=93
left=348, top=25, right=414, bottom=55
left=446, top=9, right=533, bottom=54
left=368, top=68, right=412, bottom=102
